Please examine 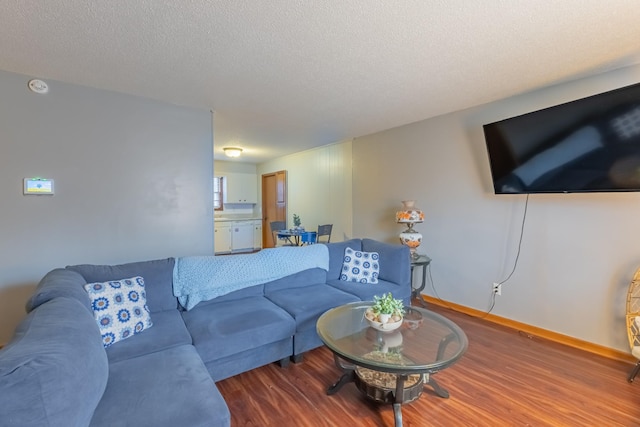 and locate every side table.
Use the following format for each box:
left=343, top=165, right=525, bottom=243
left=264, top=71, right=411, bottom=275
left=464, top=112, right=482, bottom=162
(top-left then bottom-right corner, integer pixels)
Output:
left=410, top=255, right=431, bottom=307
